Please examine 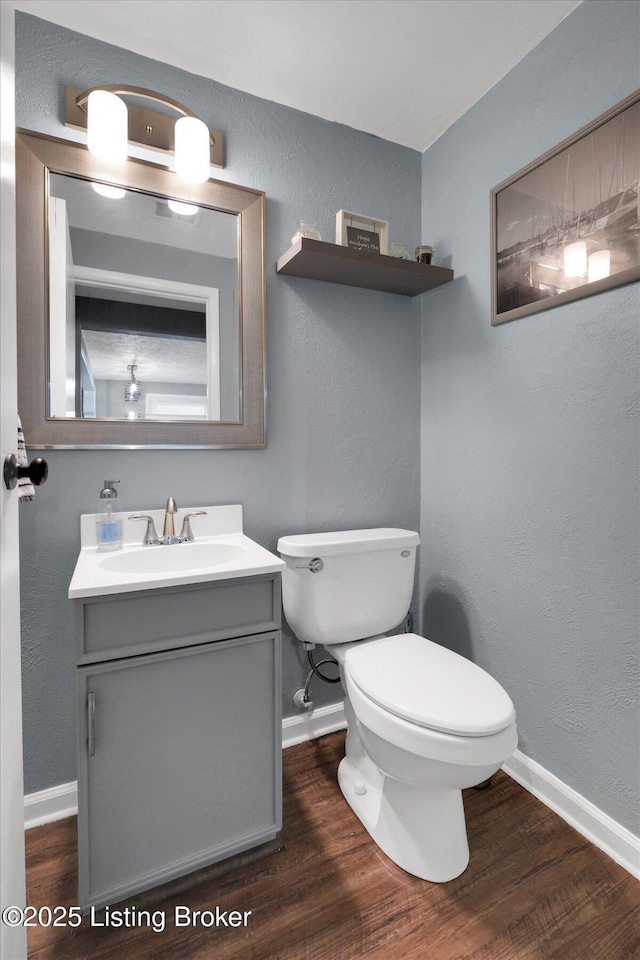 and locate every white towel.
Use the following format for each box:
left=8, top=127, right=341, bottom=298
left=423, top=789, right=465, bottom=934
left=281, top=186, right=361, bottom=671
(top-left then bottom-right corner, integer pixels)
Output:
left=17, top=414, right=35, bottom=502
